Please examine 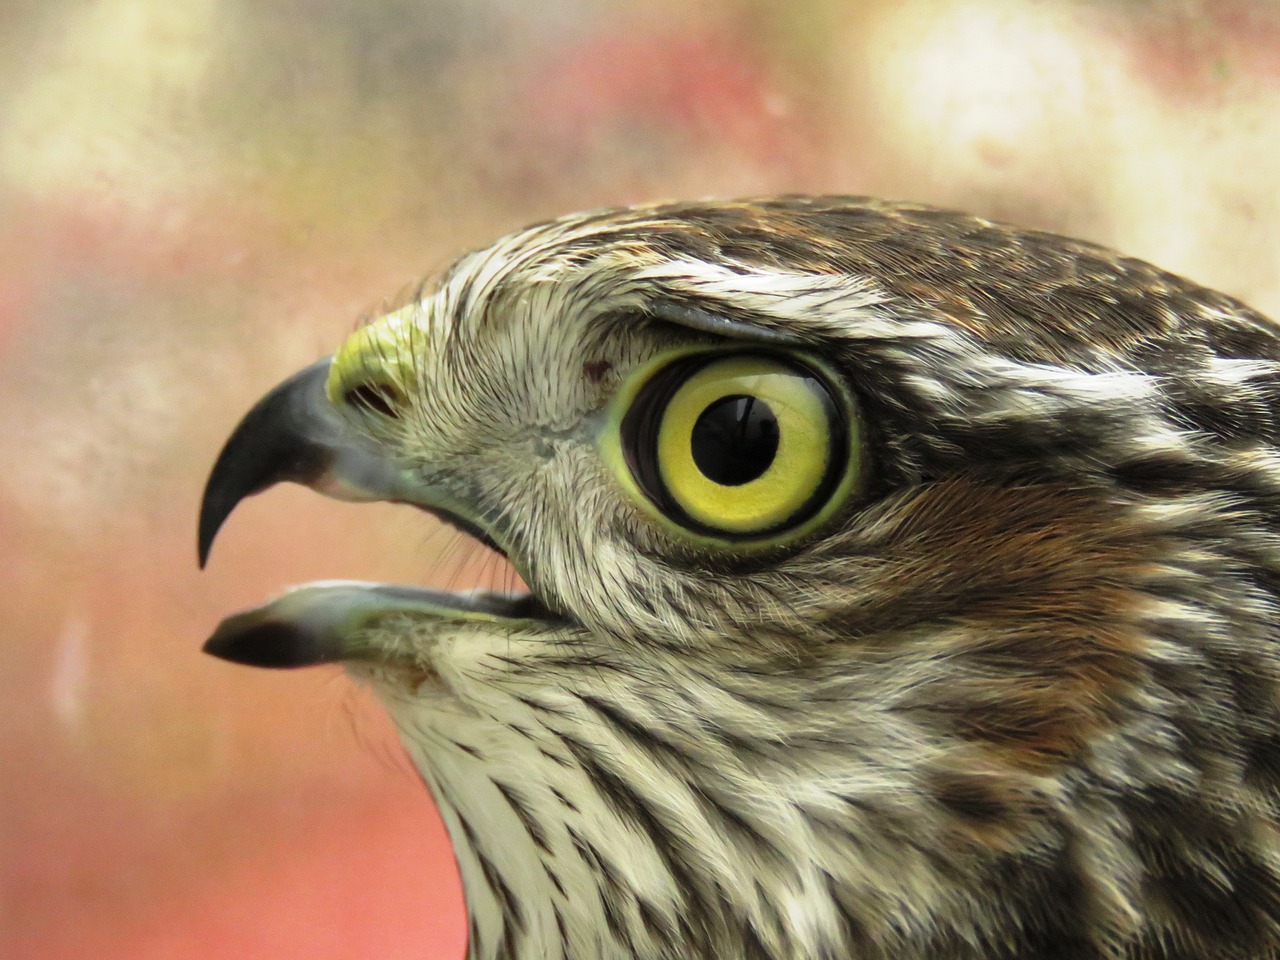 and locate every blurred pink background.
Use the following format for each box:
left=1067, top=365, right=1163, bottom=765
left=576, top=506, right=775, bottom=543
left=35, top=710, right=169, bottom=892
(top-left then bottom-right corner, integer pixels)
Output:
left=4, top=1, right=1280, bottom=957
